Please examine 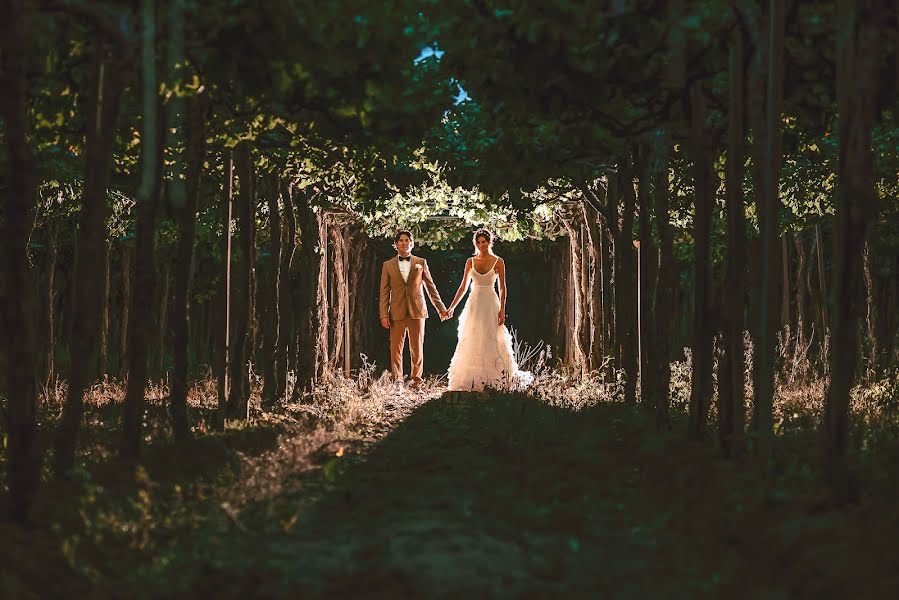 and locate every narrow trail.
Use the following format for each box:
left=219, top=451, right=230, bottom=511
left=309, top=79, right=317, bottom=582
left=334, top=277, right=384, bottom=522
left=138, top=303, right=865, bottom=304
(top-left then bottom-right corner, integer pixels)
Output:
left=158, top=392, right=899, bottom=599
